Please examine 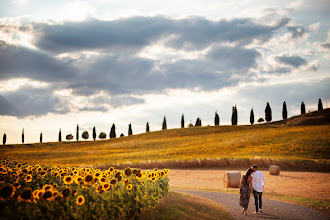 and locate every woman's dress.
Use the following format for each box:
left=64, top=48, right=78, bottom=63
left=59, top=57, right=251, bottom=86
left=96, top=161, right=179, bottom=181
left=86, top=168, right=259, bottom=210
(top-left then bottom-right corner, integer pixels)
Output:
left=239, top=175, right=250, bottom=208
